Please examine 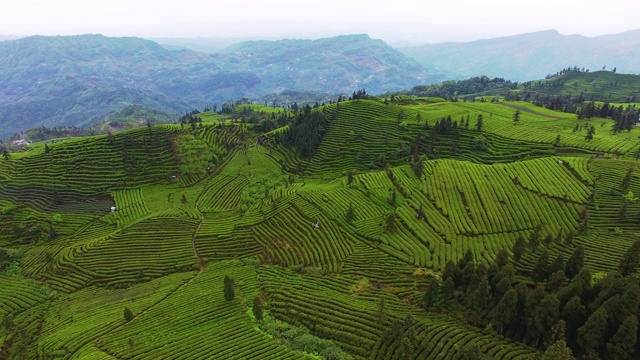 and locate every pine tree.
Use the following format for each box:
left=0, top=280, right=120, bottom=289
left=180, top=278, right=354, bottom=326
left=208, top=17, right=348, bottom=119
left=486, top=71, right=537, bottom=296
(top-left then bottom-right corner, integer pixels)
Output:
left=465, top=275, right=491, bottom=326
left=124, top=307, right=134, bottom=322
left=475, top=114, right=484, bottom=132
left=585, top=125, right=595, bottom=141
left=345, top=202, right=356, bottom=224
left=620, top=167, right=633, bottom=193
left=541, top=339, right=575, bottom=360
left=252, top=296, right=263, bottom=321
left=224, top=275, right=235, bottom=301
left=618, top=240, right=640, bottom=276
left=550, top=254, right=566, bottom=274
left=346, top=170, right=354, bottom=186
left=534, top=294, right=560, bottom=346
left=423, top=276, right=441, bottom=311
left=386, top=213, right=397, bottom=232
left=531, top=250, right=551, bottom=282
left=524, top=286, right=546, bottom=345
left=529, top=223, right=543, bottom=249
left=492, top=288, right=518, bottom=333
left=513, top=235, right=527, bottom=262
left=606, top=315, right=638, bottom=360
left=577, top=308, right=608, bottom=351
left=513, top=109, right=521, bottom=125
left=565, top=246, right=584, bottom=279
